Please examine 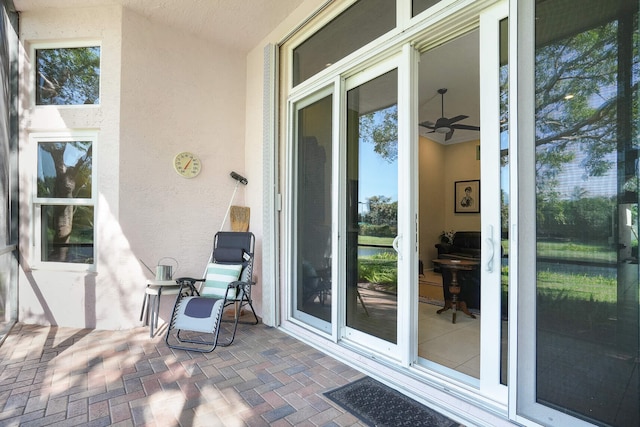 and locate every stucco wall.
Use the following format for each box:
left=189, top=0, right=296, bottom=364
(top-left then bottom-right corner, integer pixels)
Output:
left=18, top=5, right=126, bottom=329
left=17, top=5, right=250, bottom=329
